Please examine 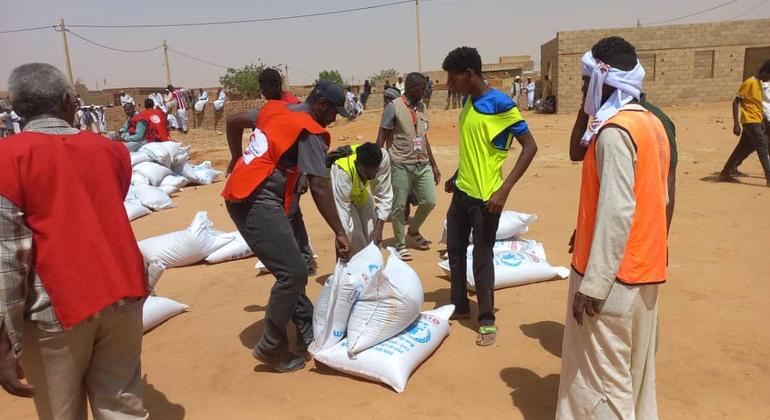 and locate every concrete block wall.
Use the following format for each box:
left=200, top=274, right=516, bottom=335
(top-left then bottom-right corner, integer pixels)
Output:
left=548, top=18, right=770, bottom=114
left=104, top=99, right=266, bottom=132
